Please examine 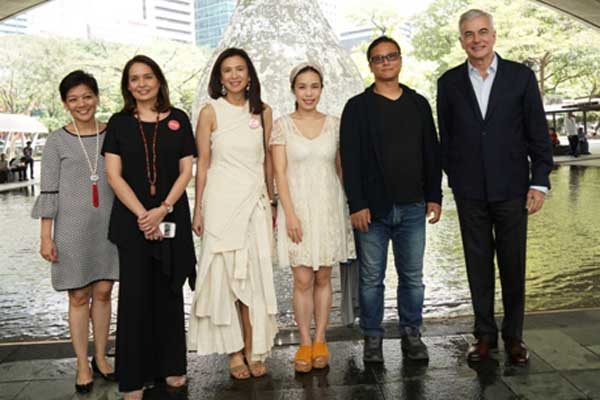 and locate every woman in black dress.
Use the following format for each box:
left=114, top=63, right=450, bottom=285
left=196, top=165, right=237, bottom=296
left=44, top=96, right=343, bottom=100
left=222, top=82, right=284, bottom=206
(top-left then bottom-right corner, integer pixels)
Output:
left=102, top=55, right=197, bottom=400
